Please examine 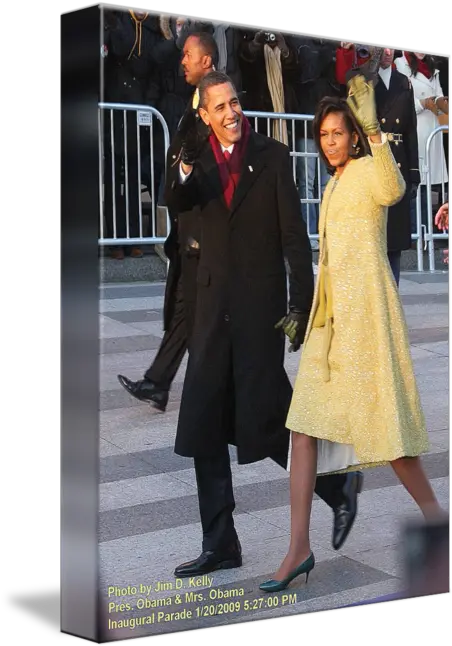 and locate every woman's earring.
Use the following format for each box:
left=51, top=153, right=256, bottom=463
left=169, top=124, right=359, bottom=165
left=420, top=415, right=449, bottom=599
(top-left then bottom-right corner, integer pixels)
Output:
left=352, top=142, right=360, bottom=155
